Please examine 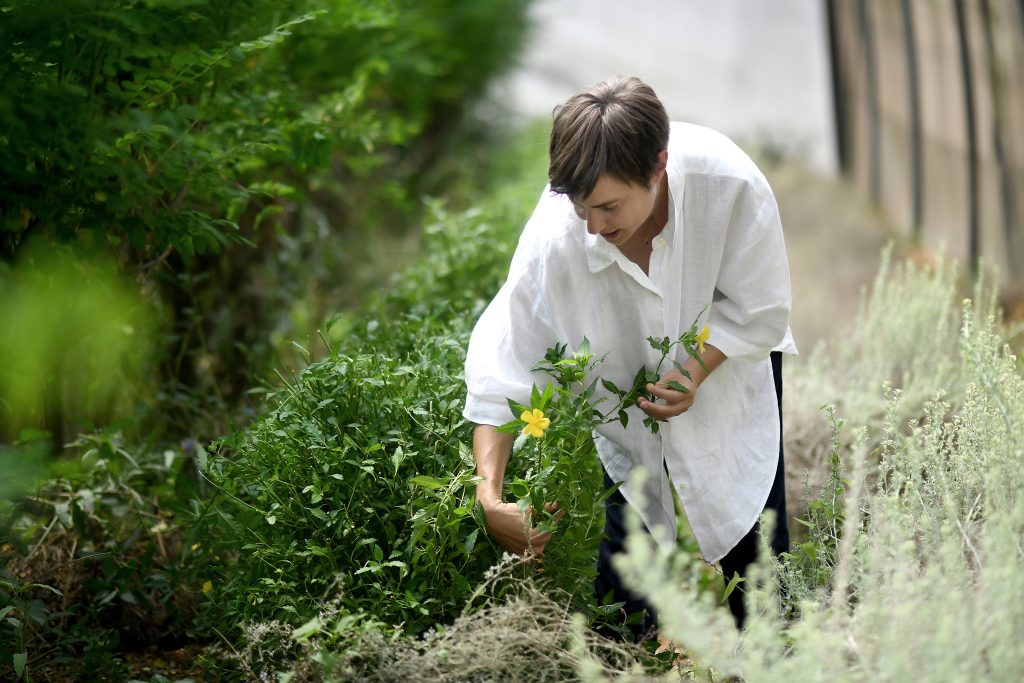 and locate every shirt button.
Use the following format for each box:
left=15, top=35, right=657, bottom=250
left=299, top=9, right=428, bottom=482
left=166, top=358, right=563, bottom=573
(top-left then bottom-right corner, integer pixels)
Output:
left=652, top=236, right=666, bottom=250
